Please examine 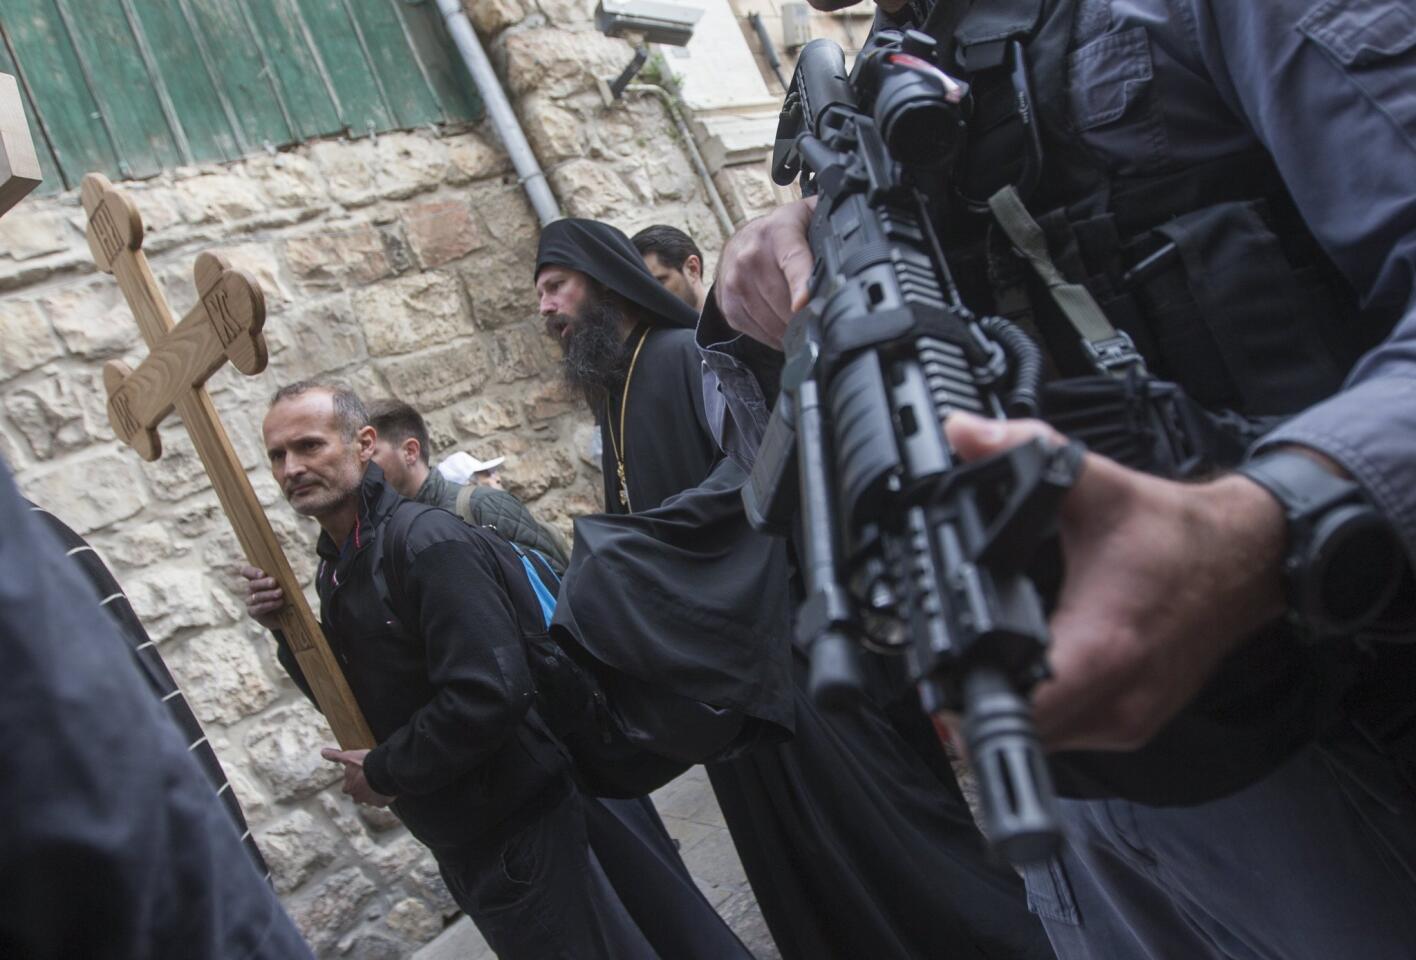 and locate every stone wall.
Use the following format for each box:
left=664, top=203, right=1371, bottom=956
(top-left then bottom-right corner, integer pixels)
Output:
left=0, top=0, right=788, bottom=950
